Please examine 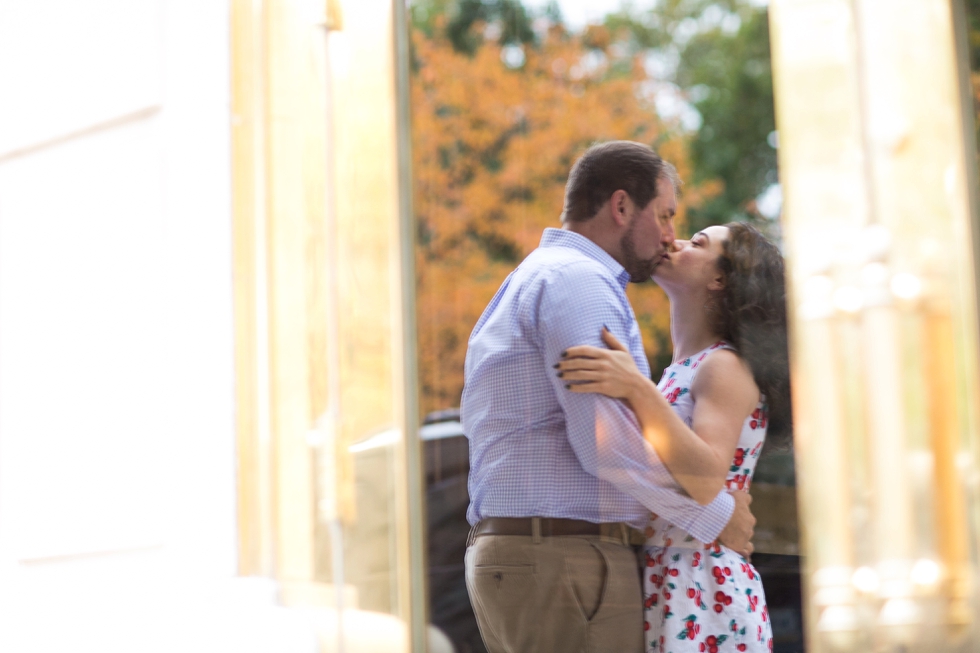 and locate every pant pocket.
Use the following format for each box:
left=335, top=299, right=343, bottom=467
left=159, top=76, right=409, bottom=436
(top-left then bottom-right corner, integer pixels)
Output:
left=564, top=539, right=609, bottom=622
left=466, top=561, right=538, bottom=651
